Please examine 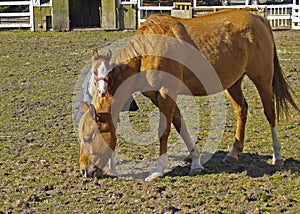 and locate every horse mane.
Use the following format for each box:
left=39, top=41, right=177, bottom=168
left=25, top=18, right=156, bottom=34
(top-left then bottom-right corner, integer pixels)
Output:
left=113, top=36, right=144, bottom=66
left=113, top=14, right=179, bottom=66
